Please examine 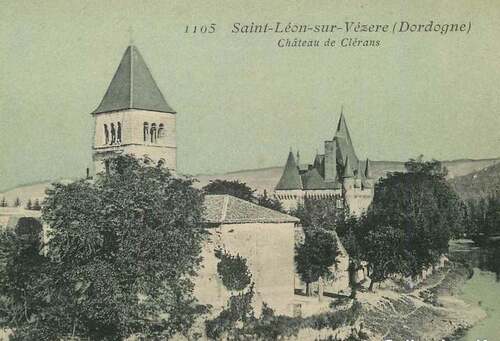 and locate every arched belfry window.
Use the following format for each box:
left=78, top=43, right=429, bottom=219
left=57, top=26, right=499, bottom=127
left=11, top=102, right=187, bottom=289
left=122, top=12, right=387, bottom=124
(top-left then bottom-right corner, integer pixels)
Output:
left=104, top=124, right=109, bottom=145
left=143, top=122, right=149, bottom=142
left=150, top=123, right=157, bottom=143
left=158, top=123, right=165, bottom=139
left=110, top=123, right=116, bottom=144
left=117, top=122, right=122, bottom=144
